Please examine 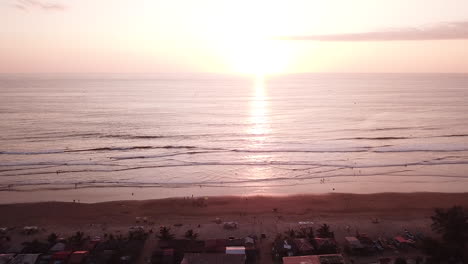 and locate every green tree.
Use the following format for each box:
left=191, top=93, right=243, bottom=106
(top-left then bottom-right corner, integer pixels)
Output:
left=157, top=226, right=175, bottom=241
left=431, top=206, right=468, bottom=246
left=298, top=227, right=315, bottom=241
left=422, top=206, right=468, bottom=263
left=317, top=224, right=334, bottom=238
left=22, top=239, right=49, bottom=253
left=284, top=229, right=296, bottom=238
left=69, top=231, right=85, bottom=244
left=47, top=233, right=58, bottom=245
left=184, top=229, right=199, bottom=240
left=68, top=231, right=86, bottom=250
